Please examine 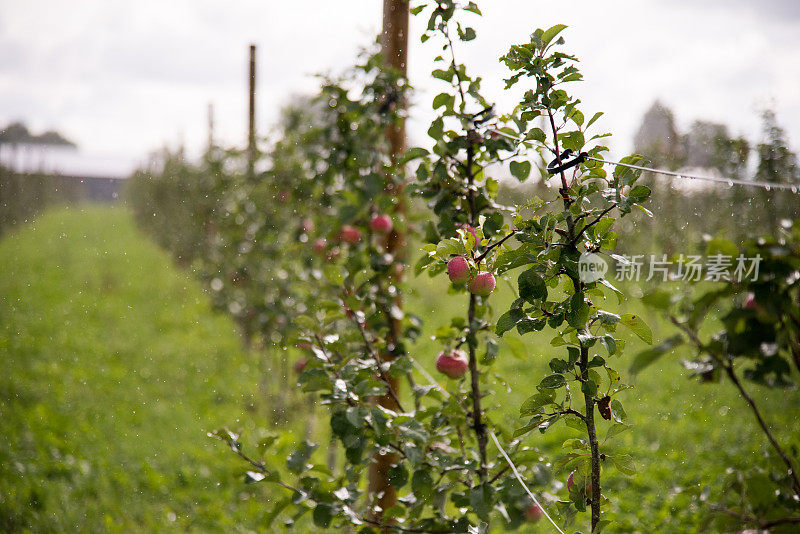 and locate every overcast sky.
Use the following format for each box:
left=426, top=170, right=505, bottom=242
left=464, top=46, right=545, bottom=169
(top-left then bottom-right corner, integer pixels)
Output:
left=1, top=0, right=798, bottom=166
